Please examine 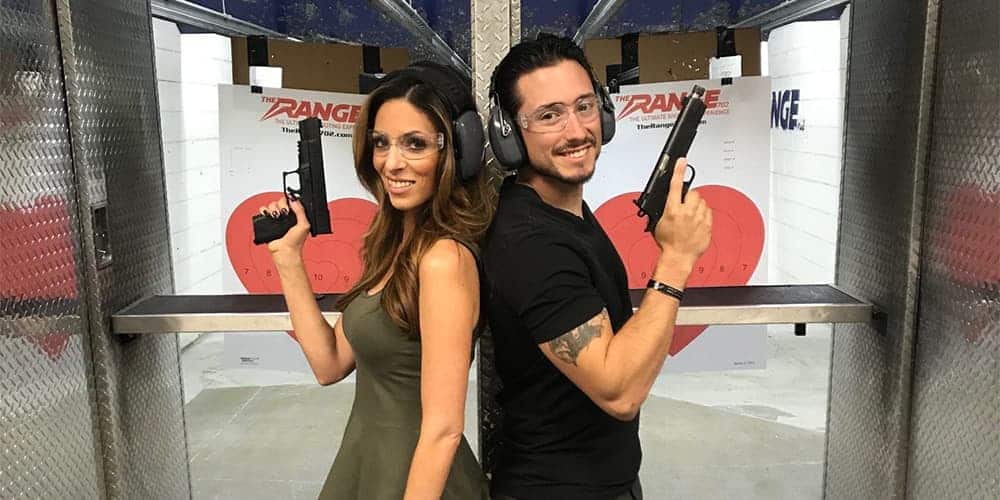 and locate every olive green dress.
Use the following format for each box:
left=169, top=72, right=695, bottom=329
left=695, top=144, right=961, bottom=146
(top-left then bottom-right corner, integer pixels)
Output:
left=318, top=290, right=490, bottom=500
